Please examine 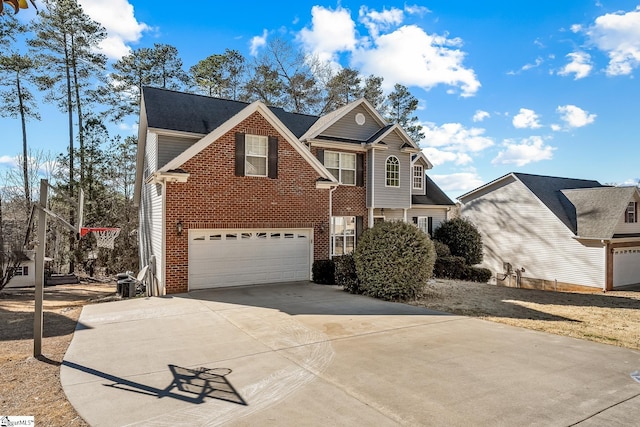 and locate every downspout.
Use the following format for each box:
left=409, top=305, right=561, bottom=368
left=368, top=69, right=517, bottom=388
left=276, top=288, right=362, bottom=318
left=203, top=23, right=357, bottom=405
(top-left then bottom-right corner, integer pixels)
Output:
left=328, top=185, right=337, bottom=259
